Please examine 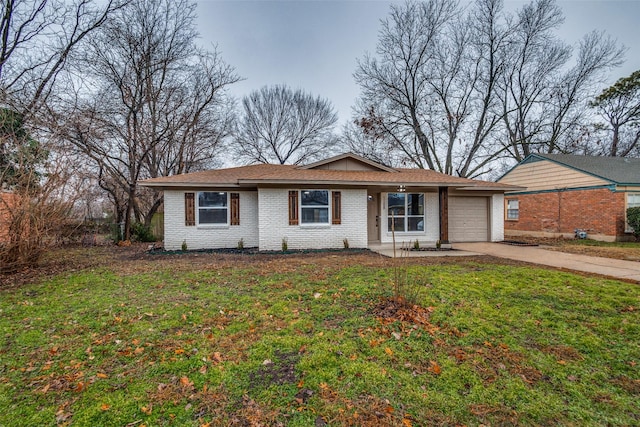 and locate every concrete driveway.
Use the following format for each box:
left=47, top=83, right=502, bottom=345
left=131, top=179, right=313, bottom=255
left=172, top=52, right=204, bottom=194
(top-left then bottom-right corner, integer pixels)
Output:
left=454, top=242, right=640, bottom=283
